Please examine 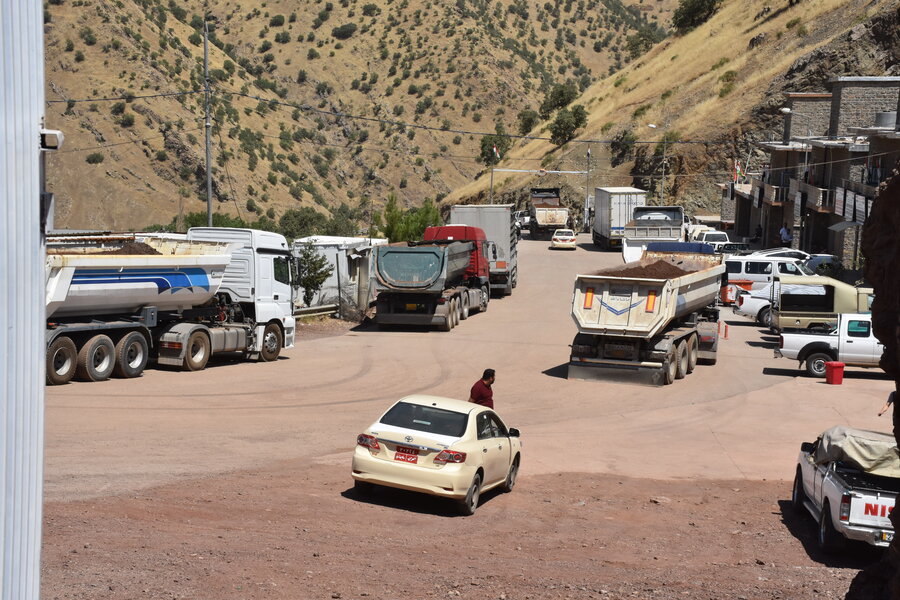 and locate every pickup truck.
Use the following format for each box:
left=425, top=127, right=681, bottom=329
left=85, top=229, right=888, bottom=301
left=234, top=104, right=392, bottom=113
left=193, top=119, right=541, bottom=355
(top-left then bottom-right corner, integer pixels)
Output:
left=774, top=313, right=883, bottom=377
left=793, top=426, right=898, bottom=552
